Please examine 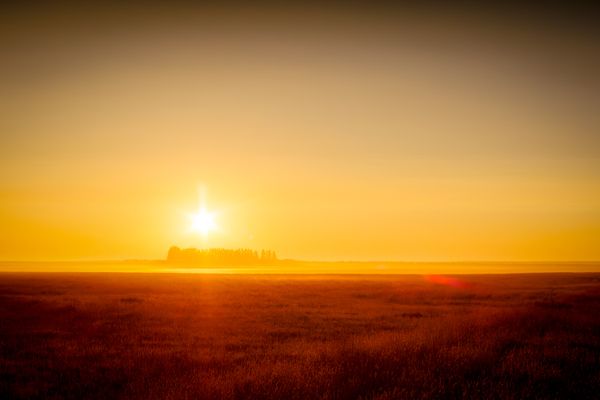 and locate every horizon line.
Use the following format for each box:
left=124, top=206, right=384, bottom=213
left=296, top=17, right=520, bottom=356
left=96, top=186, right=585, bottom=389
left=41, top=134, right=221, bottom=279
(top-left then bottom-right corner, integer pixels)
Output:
left=1, top=259, right=600, bottom=264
